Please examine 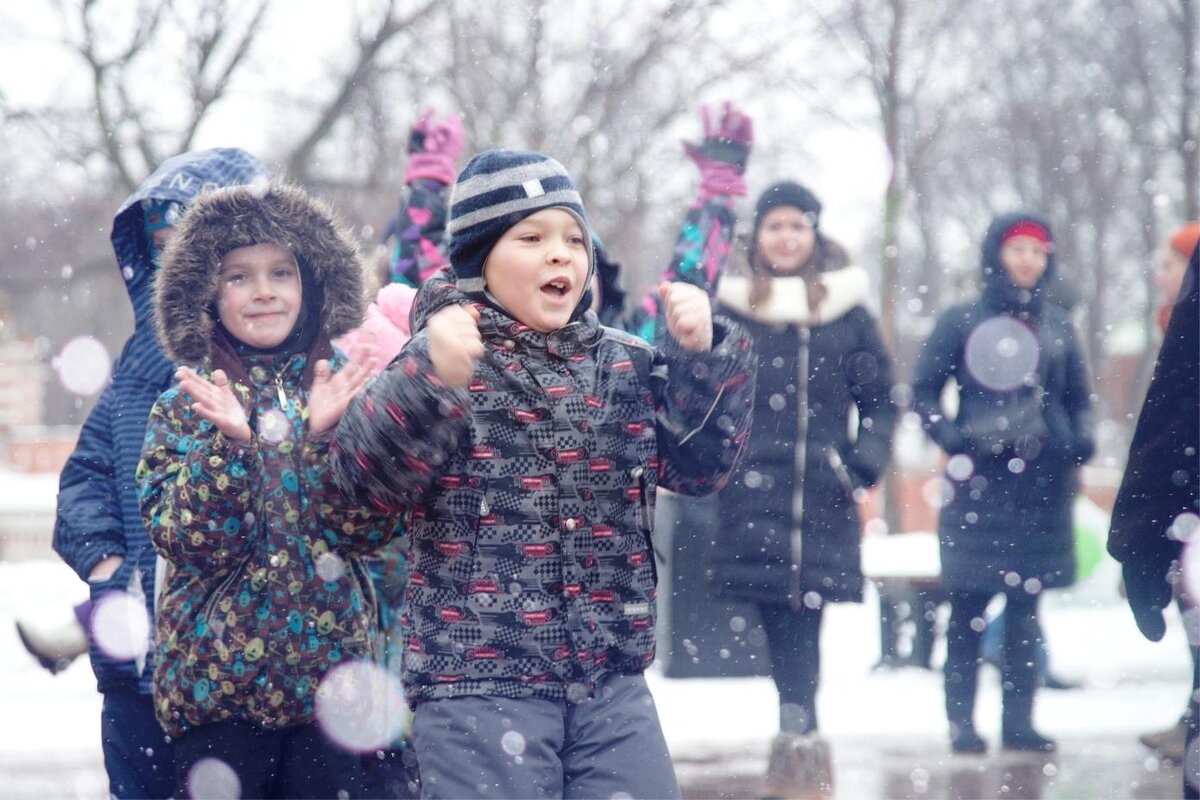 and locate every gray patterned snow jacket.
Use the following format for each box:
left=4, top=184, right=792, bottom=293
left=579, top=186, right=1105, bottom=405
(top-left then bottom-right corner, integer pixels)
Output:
left=331, top=269, right=755, bottom=703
